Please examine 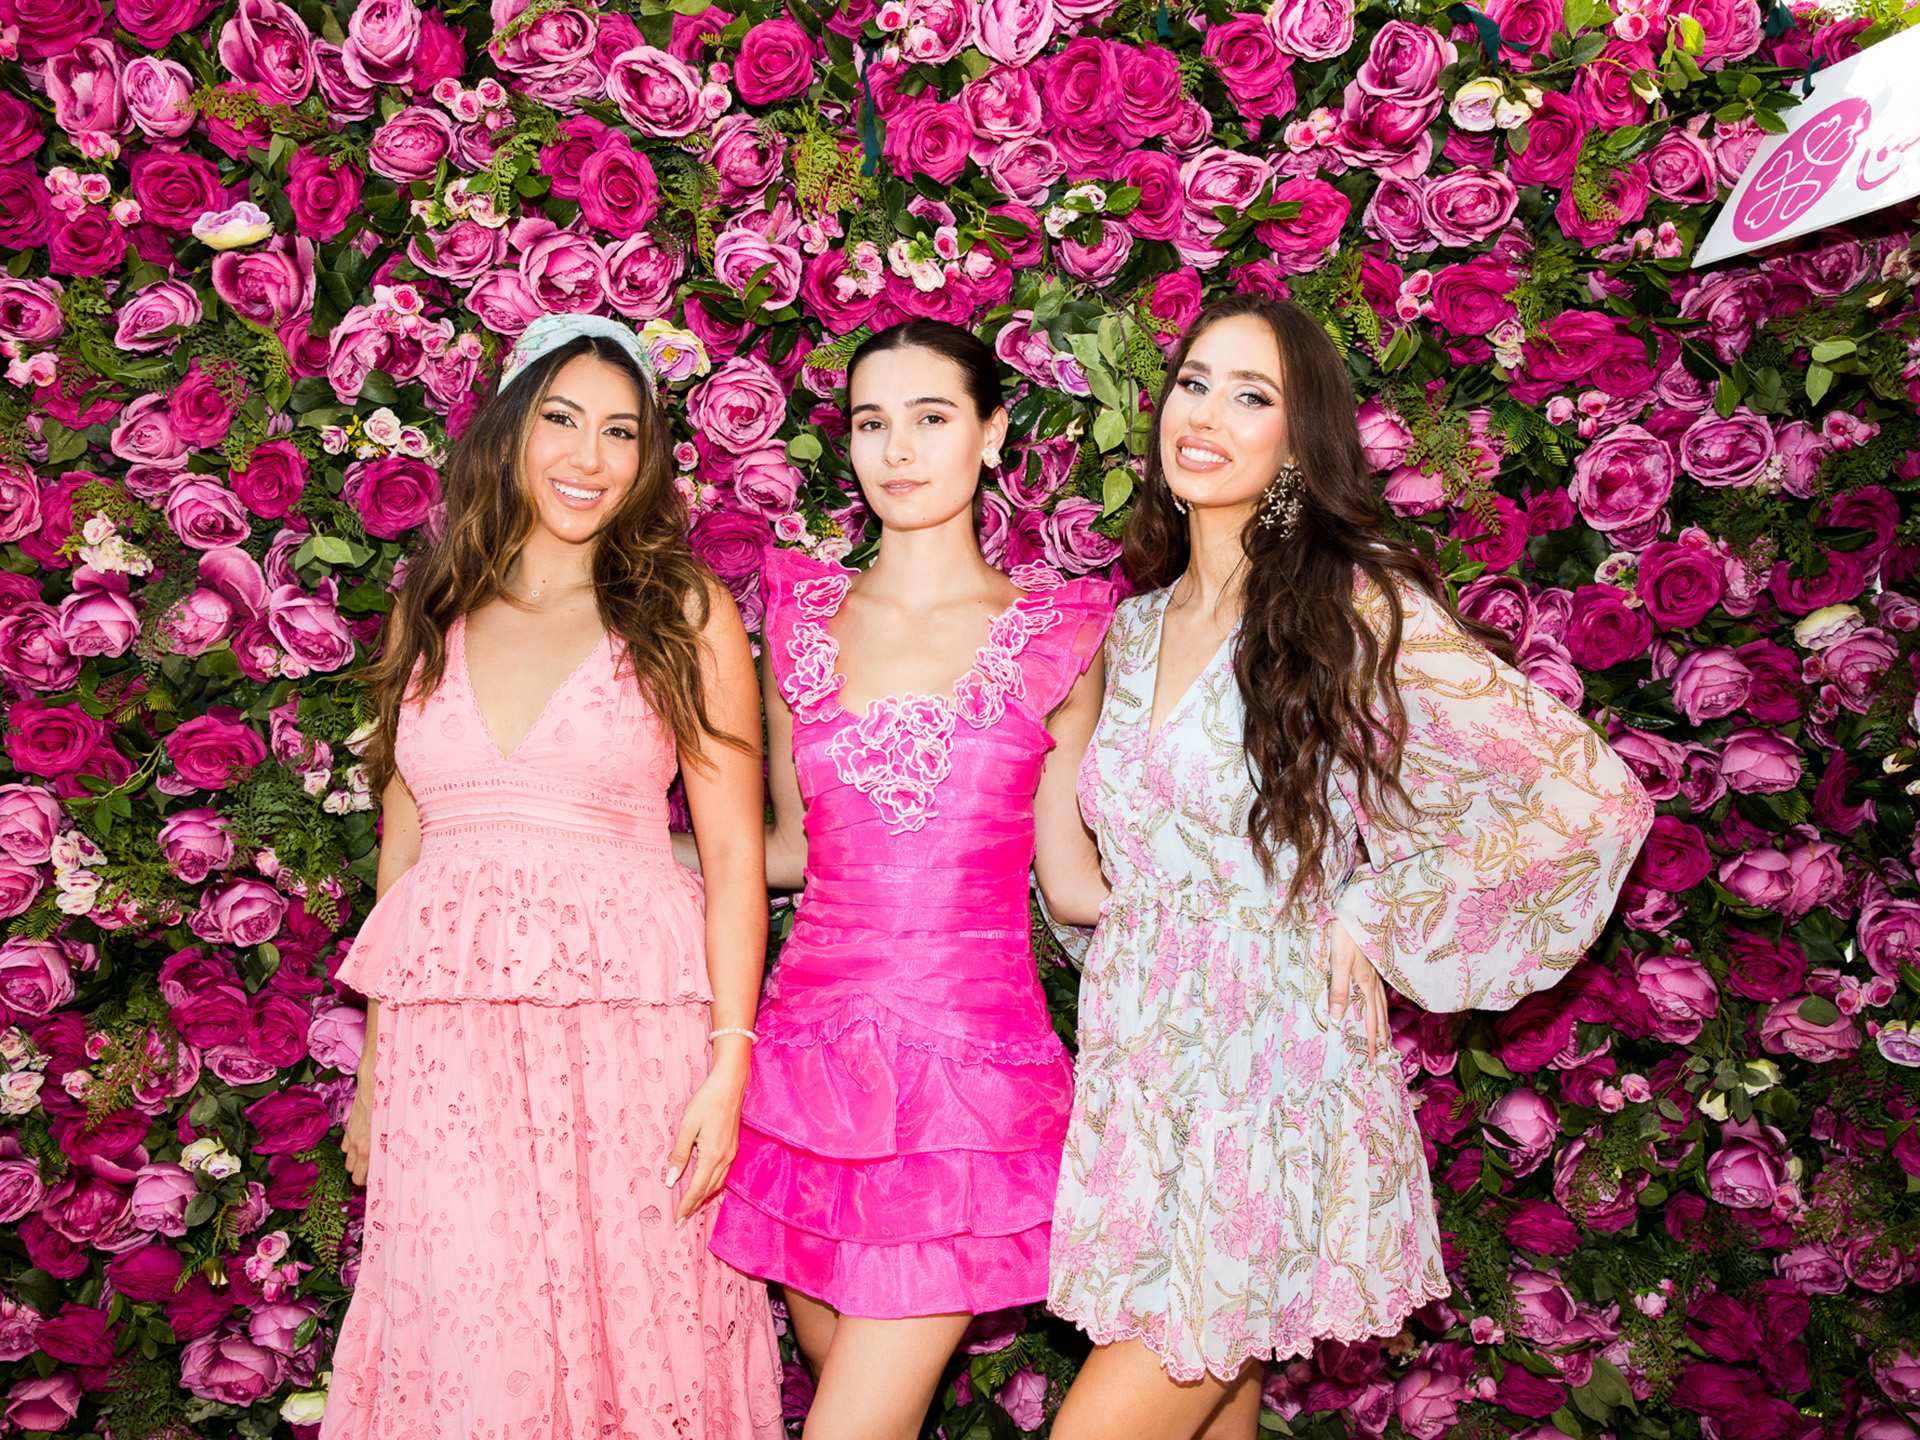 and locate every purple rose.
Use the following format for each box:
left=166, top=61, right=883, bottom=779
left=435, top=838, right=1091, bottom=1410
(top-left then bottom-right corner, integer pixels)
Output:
left=1571, top=424, right=1673, bottom=533
left=343, top=457, right=441, bottom=540
left=1422, top=167, right=1519, bottom=247
left=1671, top=647, right=1751, bottom=724
left=1718, top=729, right=1802, bottom=794
left=190, top=878, right=288, bottom=948
left=157, top=808, right=234, bottom=885
left=733, top=18, right=819, bottom=106
left=180, top=1331, right=285, bottom=1406
left=164, top=710, right=267, bottom=790
left=1679, top=408, right=1775, bottom=487
left=217, top=0, right=316, bottom=104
